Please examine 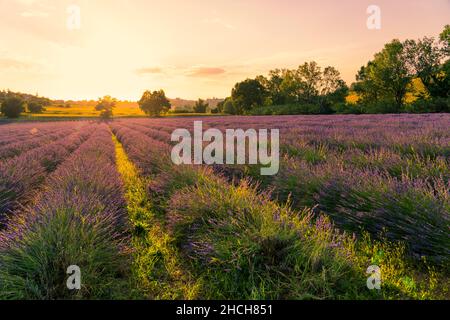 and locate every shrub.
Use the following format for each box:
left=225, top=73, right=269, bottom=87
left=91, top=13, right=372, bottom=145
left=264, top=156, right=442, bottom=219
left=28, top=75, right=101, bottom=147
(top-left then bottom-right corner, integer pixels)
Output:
left=0, top=208, right=128, bottom=299
left=95, top=96, right=116, bottom=119
left=405, top=97, right=450, bottom=113
left=1, top=97, right=24, bottom=118
left=27, top=101, right=44, bottom=113
left=332, top=102, right=365, bottom=114
left=361, top=99, right=401, bottom=114
left=223, top=99, right=237, bottom=115
left=166, top=174, right=367, bottom=299
left=193, top=99, right=208, bottom=113
left=249, top=103, right=325, bottom=115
